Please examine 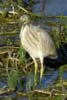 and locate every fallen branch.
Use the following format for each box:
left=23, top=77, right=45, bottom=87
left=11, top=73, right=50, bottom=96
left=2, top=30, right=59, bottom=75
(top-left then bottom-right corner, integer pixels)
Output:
left=8, top=57, right=19, bottom=62
left=0, top=51, right=8, bottom=55
left=0, top=46, right=19, bottom=50
left=0, top=31, right=18, bottom=35
left=16, top=89, right=67, bottom=97
left=0, top=10, right=18, bottom=15
left=25, top=61, right=33, bottom=69
left=0, top=87, right=15, bottom=95
left=0, top=46, right=19, bottom=55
